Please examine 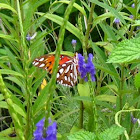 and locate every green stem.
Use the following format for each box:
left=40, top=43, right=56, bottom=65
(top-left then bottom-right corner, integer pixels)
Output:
left=90, top=82, right=98, bottom=133
left=83, top=3, right=95, bottom=58
left=115, top=109, right=140, bottom=140
left=0, top=72, right=25, bottom=140
left=81, top=2, right=98, bottom=133
left=120, top=64, right=125, bottom=110
left=119, top=64, right=125, bottom=140
left=96, top=71, right=103, bottom=95
left=42, top=0, right=76, bottom=136
left=79, top=101, right=84, bottom=129
left=16, top=0, right=33, bottom=138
